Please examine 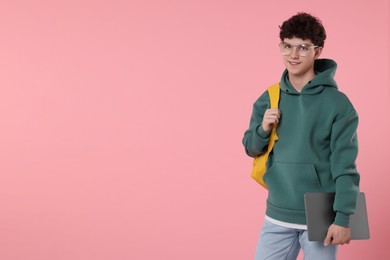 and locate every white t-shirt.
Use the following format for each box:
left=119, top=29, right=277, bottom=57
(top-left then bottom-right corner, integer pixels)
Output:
left=265, top=215, right=307, bottom=230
